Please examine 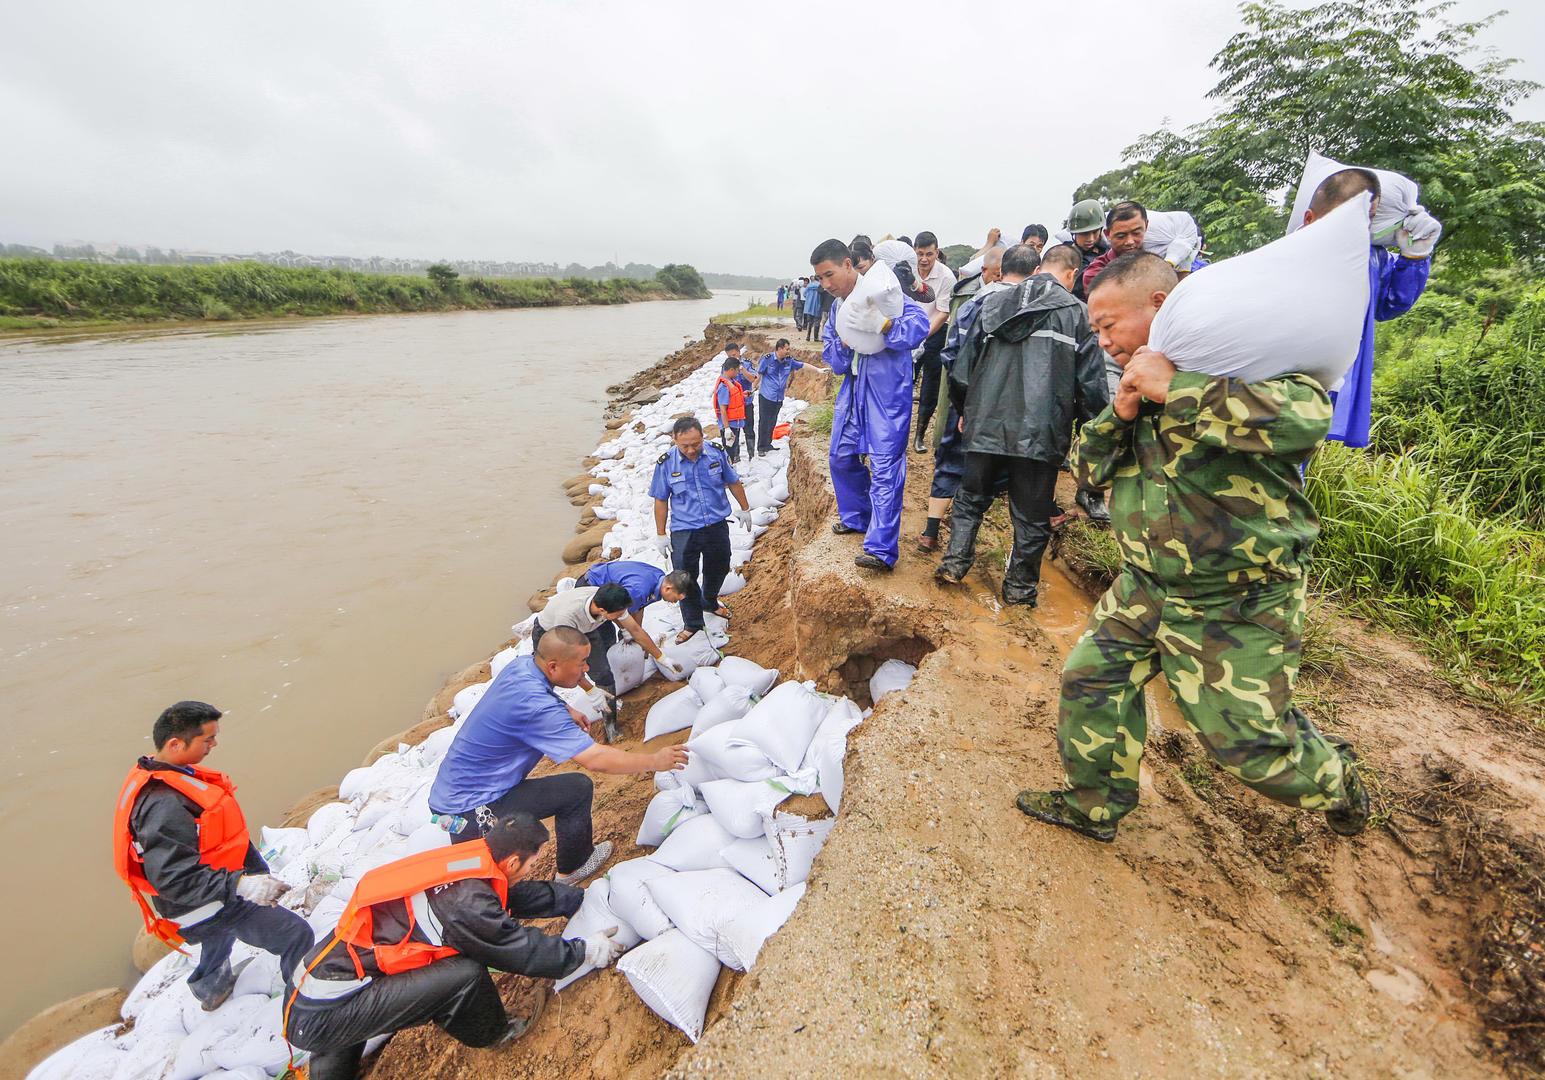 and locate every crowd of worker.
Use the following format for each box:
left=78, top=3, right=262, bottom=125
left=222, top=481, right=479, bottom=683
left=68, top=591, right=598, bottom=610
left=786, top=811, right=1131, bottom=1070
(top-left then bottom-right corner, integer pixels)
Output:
left=114, top=173, right=1437, bottom=1077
